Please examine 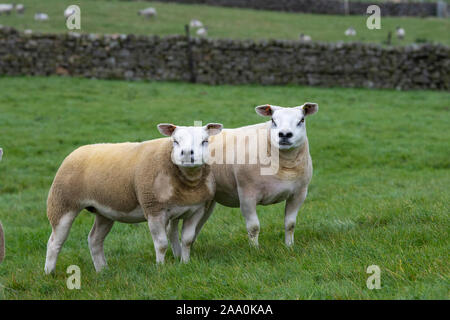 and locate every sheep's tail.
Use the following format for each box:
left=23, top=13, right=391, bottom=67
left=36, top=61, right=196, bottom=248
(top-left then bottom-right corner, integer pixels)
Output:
left=0, top=222, right=4, bottom=264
